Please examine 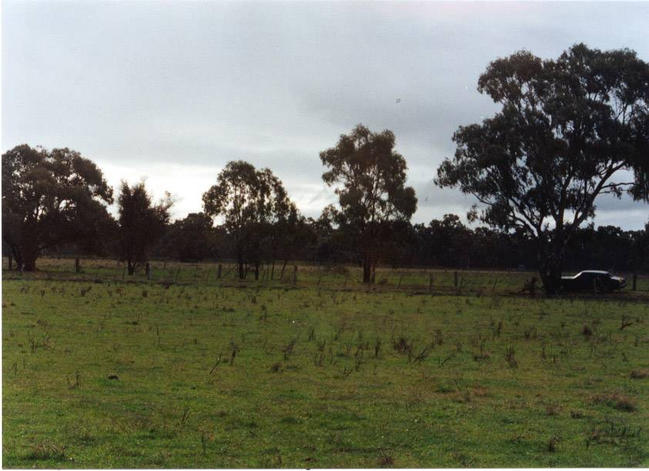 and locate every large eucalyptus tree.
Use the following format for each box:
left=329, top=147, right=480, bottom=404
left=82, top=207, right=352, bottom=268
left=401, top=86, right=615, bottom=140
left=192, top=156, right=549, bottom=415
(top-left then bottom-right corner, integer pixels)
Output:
left=320, top=125, right=417, bottom=283
left=2, top=144, right=114, bottom=271
left=437, top=44, right=649, bottom=293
